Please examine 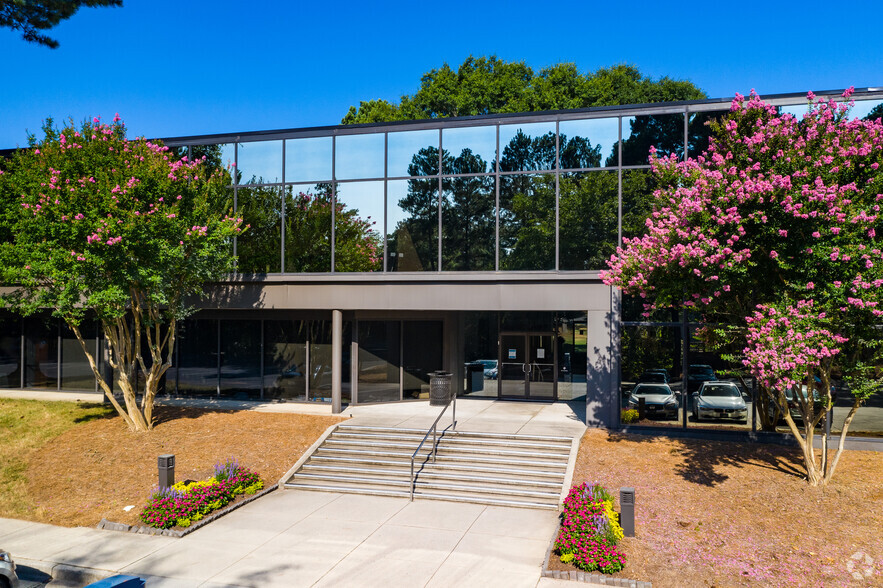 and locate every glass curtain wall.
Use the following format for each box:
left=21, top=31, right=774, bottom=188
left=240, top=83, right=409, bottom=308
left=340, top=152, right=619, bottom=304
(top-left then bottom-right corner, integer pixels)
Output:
left=194, top=102, right=707, bottom=275
left=0, top=311, right=21, bottom=388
